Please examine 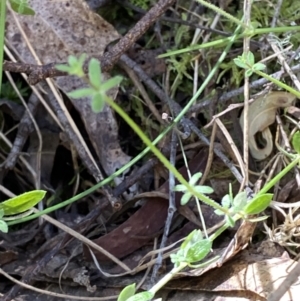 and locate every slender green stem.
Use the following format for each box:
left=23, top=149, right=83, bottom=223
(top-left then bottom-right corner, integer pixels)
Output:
left=208, top=222, right=229, bottom=241
left=159, top=26, right=300, bottom=58
left=149, top=262, right=187, bottom=295
left=0, top=0, right=7, bottom=94
left=195, top=0, right=245, bottom=27
left=255, top=70, right=300, bottom=98
left=257, top=156, right=300, bottom=196
left=106, top=97, right=224, bottom=212
left=171, top=22, right=243, bottom=131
